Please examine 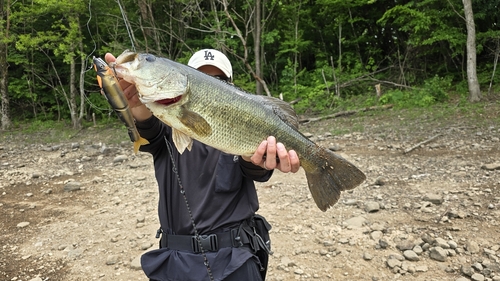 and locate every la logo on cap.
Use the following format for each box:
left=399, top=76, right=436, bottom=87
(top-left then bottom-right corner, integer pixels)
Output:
left=204, top=51, right=215, bottom=60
